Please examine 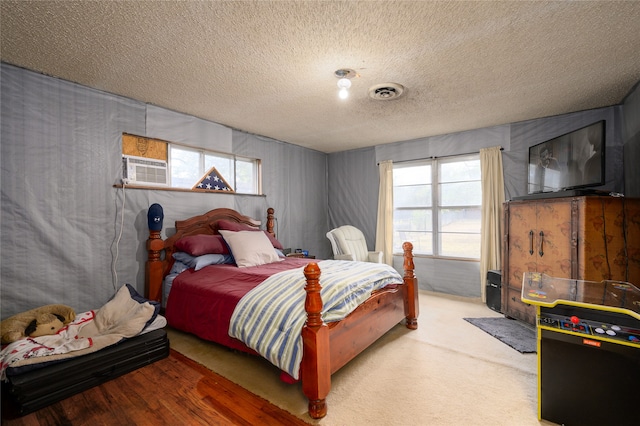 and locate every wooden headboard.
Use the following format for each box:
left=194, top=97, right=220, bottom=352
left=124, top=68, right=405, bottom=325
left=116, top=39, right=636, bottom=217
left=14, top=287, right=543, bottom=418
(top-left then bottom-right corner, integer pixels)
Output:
left=145, top=207, right=276, bottom=302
